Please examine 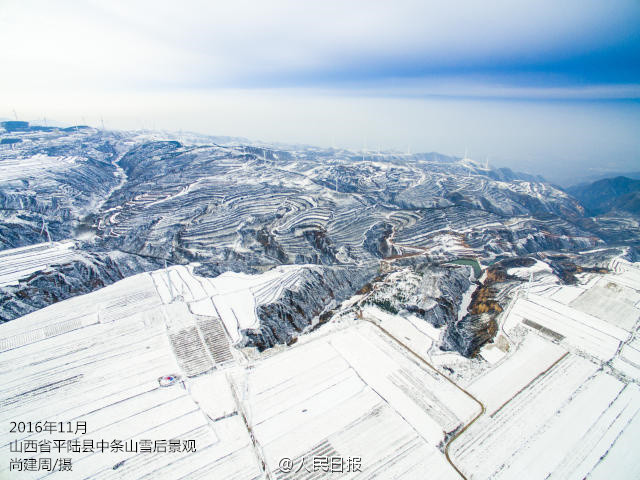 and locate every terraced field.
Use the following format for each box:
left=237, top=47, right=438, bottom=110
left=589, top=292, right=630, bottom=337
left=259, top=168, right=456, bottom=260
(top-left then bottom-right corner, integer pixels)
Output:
left=2, top=123, right=640, bottom=478
left=0, top=124, right=633, bottom=350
